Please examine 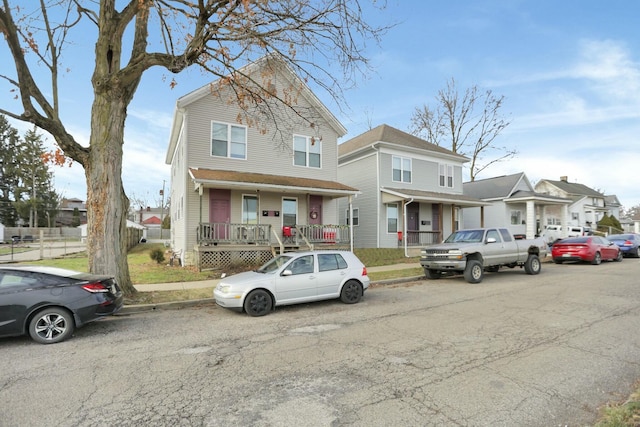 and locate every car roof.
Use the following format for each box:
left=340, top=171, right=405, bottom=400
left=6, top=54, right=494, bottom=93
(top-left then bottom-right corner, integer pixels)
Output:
left=0, top=265, right=87, bottom=277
